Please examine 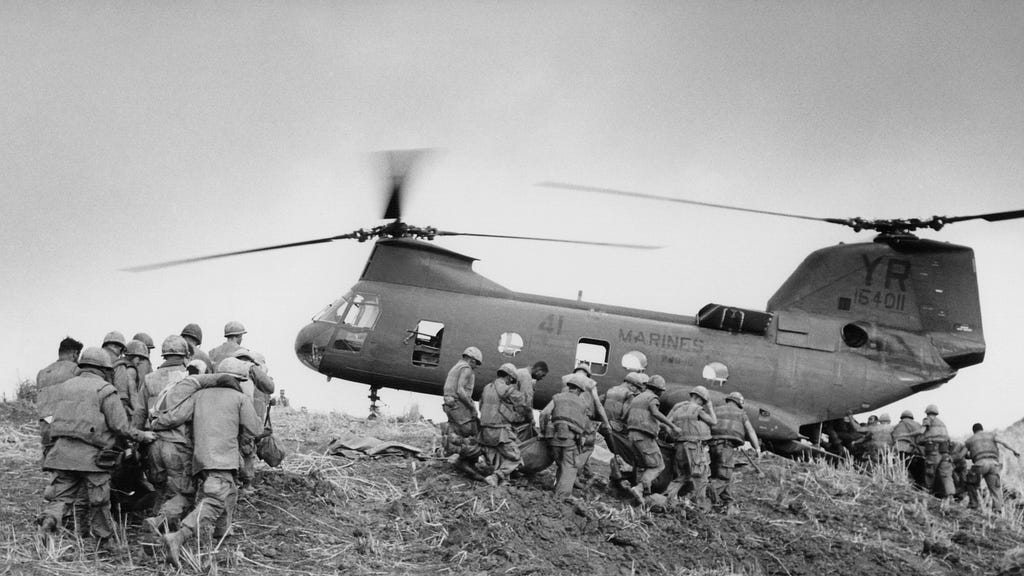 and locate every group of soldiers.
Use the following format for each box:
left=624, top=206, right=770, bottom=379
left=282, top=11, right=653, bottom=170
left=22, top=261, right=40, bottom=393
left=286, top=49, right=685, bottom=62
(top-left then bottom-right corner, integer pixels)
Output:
left=826, top=405, right=1018, bottom=512
left=34, top=321, right=278, bottom=566
left=441, top=347, right=760, bottom=512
